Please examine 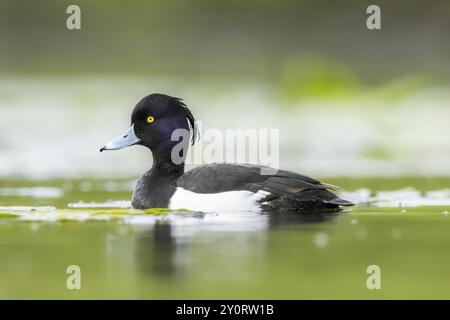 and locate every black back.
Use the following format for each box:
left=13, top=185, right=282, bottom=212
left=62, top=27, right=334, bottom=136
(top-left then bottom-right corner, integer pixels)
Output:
left=176, top=163, right=352, bottom=213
